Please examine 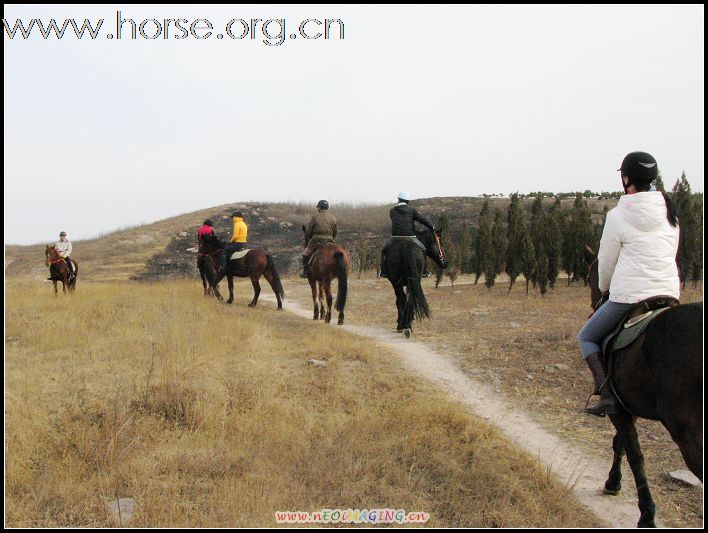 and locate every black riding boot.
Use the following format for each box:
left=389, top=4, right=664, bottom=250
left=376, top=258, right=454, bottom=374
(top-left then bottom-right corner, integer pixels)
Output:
left=300, top=255, right=310, bottom=278
left=422, top=263, right=430, bottom=278
left=584, top=352, right=617, bottom=416
left=379, top=257, right=388, bottom=279
left=219, top=253, right=228, bottom=275
left=65, top=258, right=74, bottom=279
